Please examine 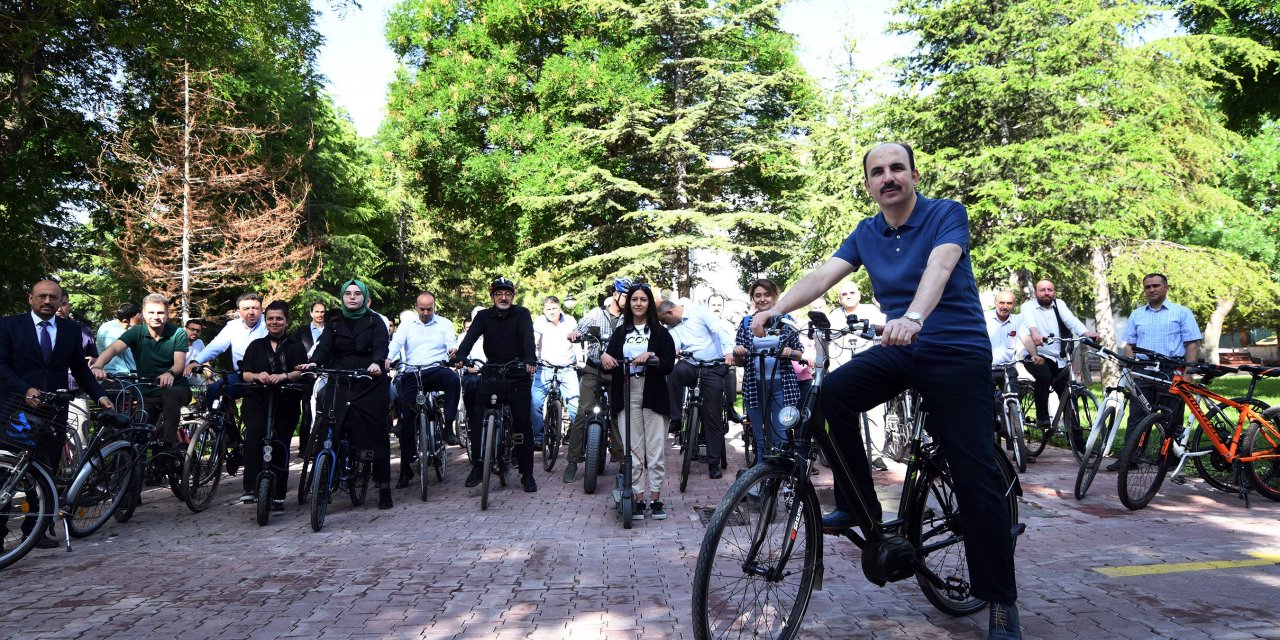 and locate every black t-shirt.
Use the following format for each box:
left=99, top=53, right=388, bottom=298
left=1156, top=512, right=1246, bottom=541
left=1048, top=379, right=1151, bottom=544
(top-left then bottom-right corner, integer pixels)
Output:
left=241, top=334, right=309, bottom=400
